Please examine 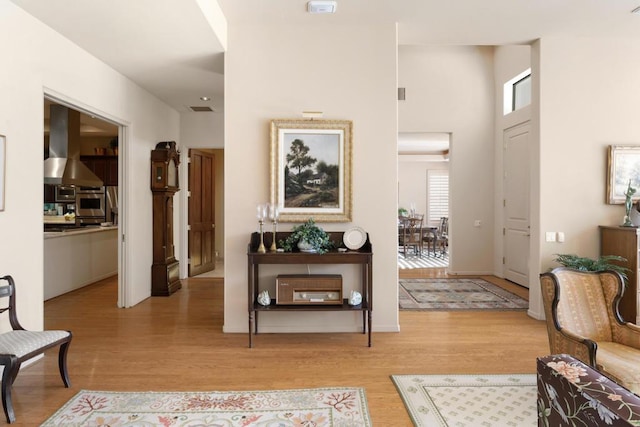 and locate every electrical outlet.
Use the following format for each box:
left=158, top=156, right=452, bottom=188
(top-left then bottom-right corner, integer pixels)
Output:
left=474, top=220, right=481, bottom=227
left=545, top=232, right=556, bottom=242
